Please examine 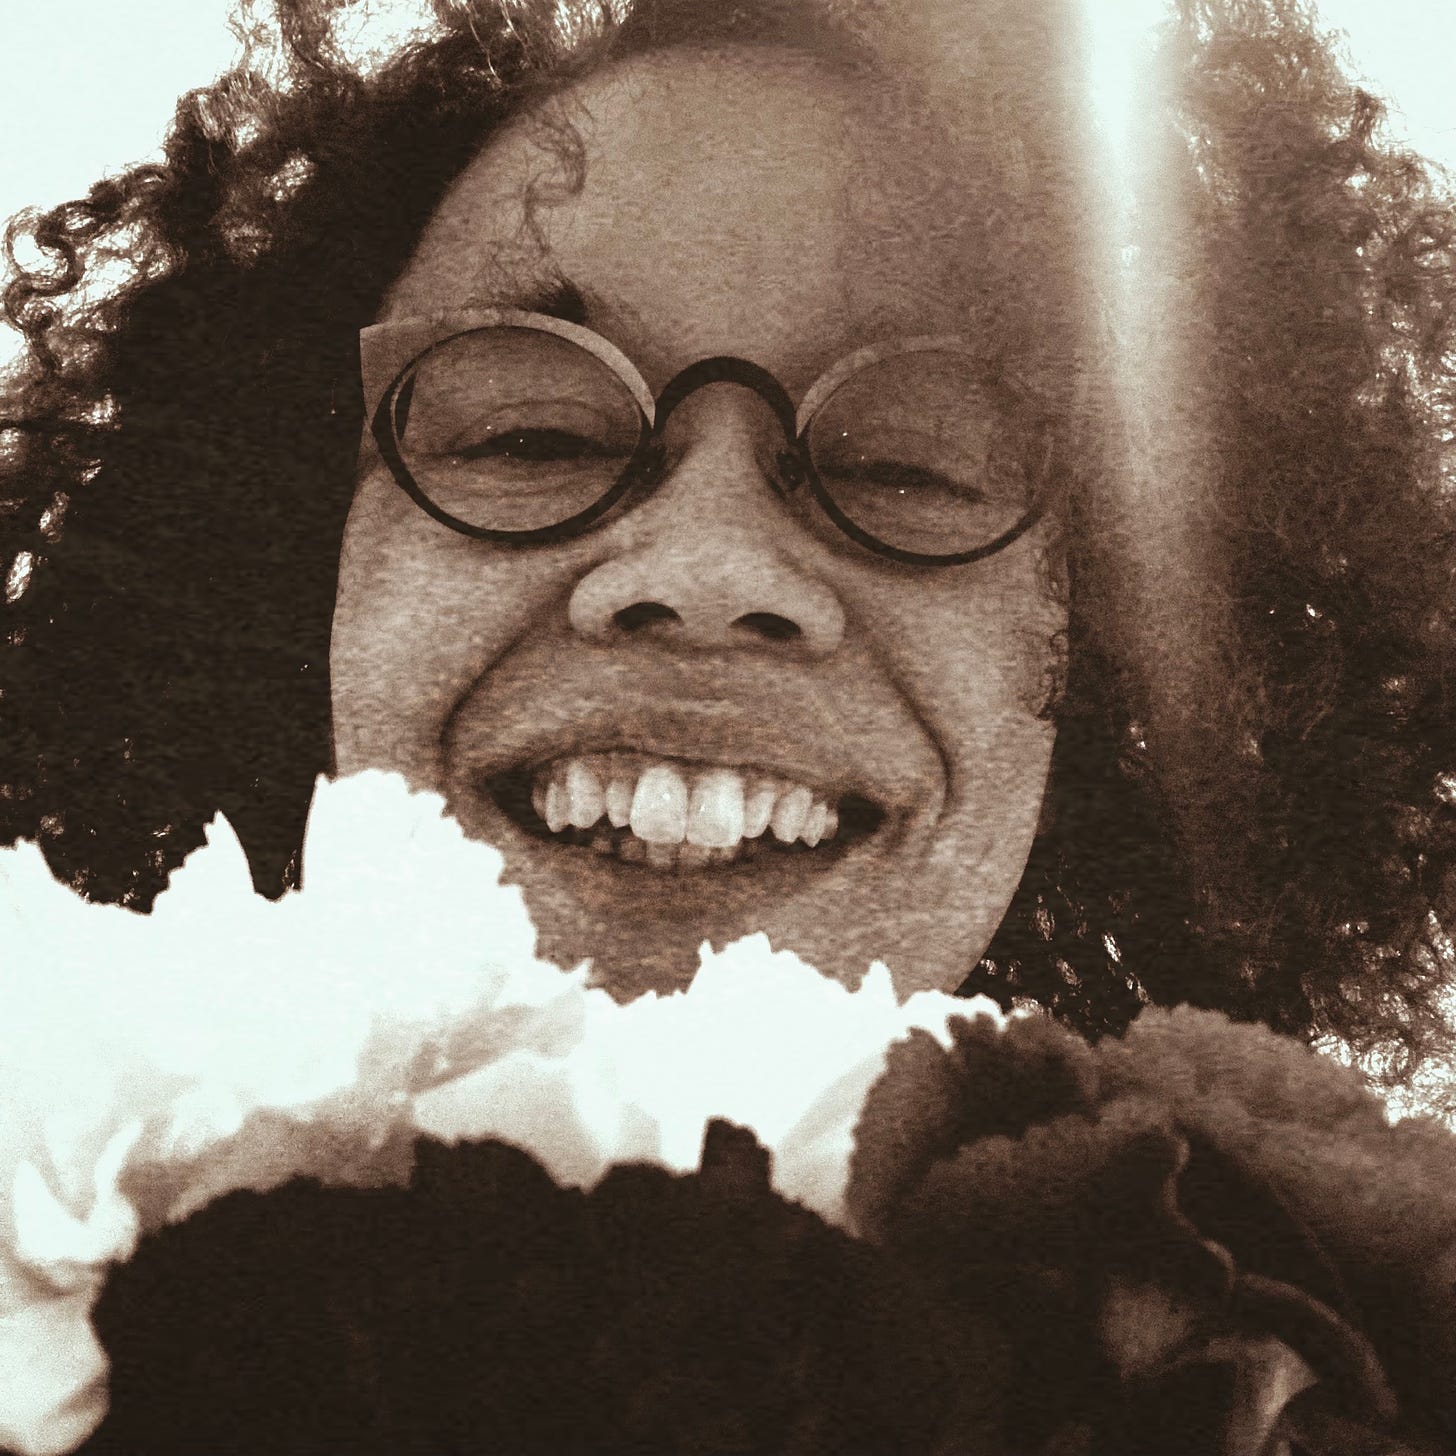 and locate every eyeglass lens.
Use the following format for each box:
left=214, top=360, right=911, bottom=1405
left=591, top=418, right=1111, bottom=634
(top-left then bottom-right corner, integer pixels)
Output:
left=389, top=327, right=1037, bottom=554
left=395, top=327, right=643, bottom=533
left=803, top=352, right=1034, bottom=559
